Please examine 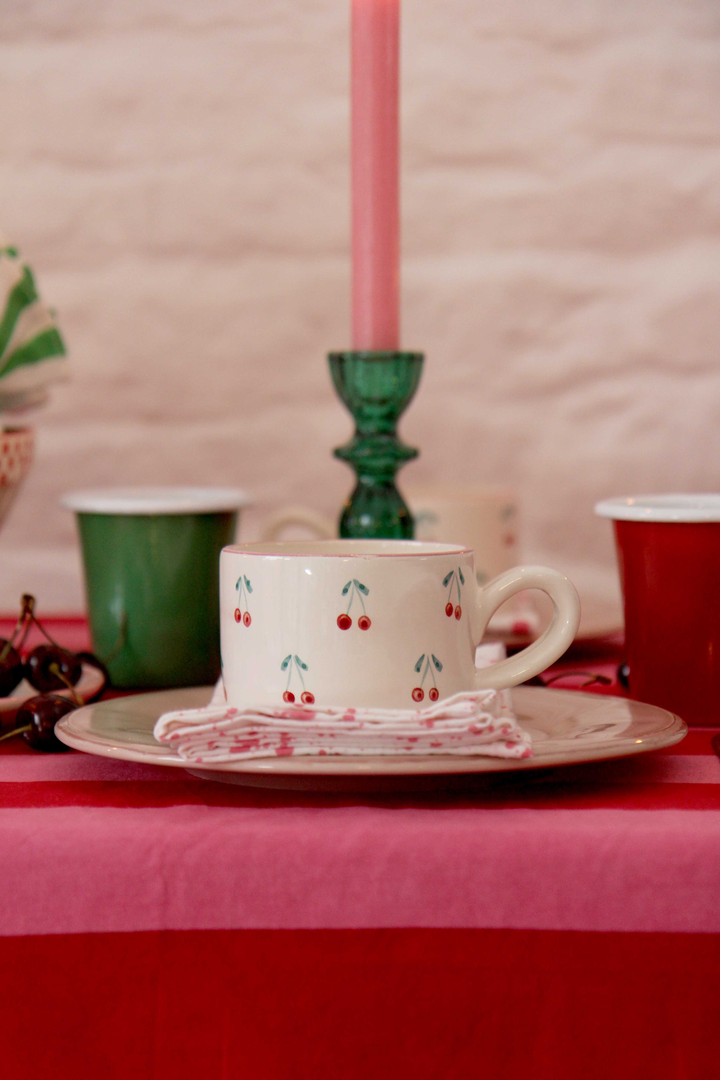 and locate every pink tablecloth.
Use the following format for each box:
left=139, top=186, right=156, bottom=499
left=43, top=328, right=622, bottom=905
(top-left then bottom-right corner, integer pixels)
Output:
left=1, top=730, right=719, bottom=937
left=2, top=619, right=719, bottom=1079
